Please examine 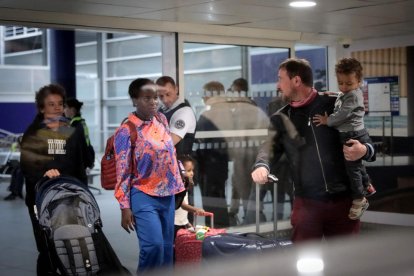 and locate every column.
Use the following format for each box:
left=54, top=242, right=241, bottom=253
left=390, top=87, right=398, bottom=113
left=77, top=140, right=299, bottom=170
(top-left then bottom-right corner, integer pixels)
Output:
left=49, top=29, right=76, bottom=98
